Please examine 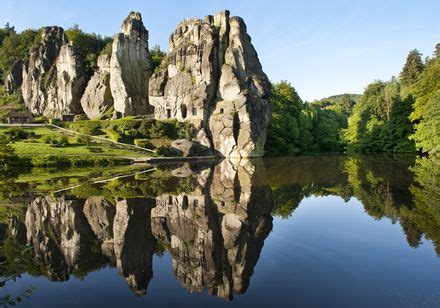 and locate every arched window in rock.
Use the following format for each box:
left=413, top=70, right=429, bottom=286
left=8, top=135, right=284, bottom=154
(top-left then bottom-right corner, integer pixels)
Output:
left=220, top=108, right=224, bottom=114
left=166, top=109, right=171, bottom=118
